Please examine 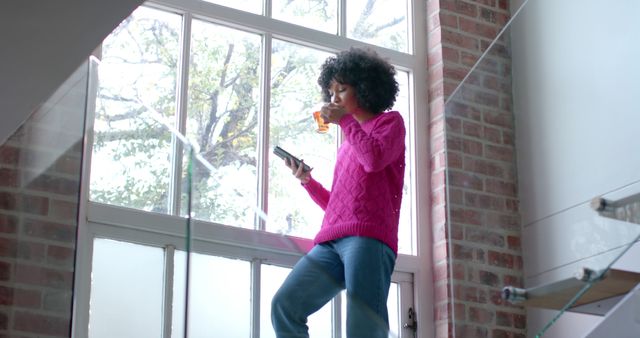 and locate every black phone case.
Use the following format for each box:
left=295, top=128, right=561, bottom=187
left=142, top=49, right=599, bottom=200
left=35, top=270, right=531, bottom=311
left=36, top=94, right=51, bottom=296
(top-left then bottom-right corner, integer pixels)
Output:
left=273, top=146, right=312, bottom=172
